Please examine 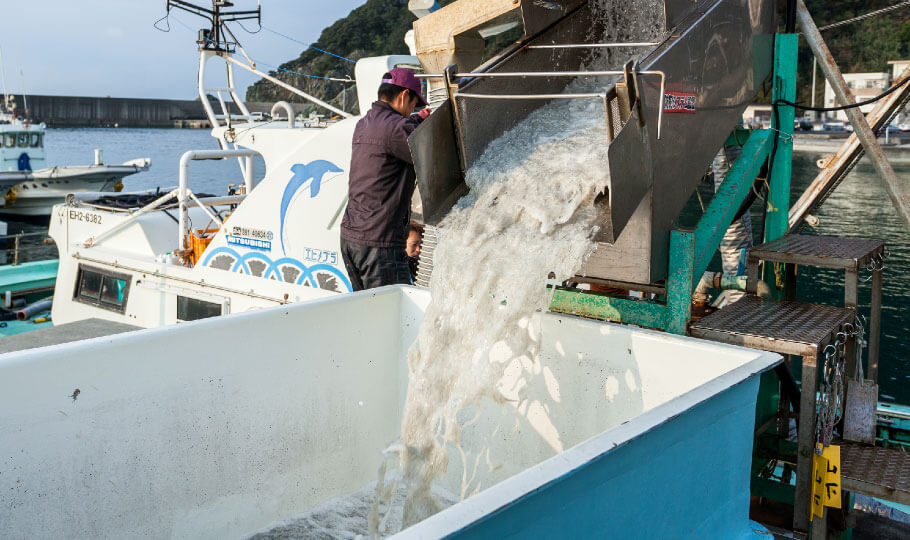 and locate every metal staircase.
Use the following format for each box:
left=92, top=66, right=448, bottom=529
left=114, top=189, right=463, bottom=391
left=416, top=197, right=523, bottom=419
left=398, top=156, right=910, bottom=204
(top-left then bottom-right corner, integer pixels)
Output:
left=690, top=234, right=909, bottom=536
